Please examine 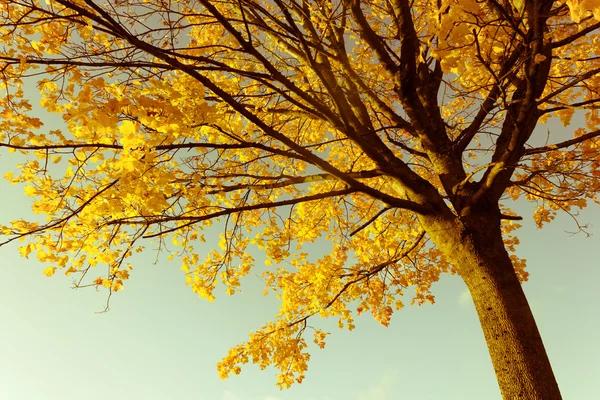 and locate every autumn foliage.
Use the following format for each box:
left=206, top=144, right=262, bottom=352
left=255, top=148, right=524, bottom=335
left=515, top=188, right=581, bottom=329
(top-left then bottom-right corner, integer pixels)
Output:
left=2, top=0, right=600, bottom=397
